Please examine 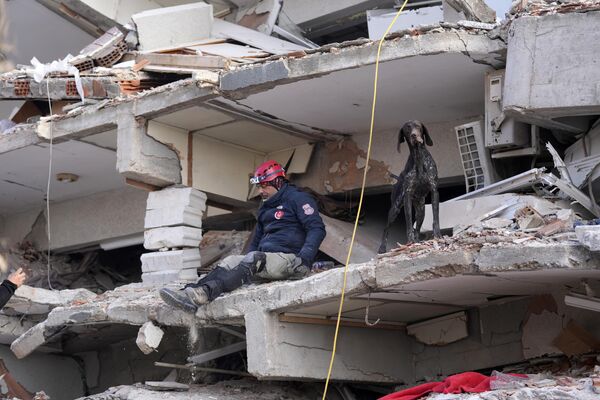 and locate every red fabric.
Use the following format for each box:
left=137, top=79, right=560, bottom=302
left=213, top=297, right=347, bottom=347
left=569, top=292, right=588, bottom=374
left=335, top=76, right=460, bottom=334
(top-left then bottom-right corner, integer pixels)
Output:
left=379, top=372, right=527, bottom=400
